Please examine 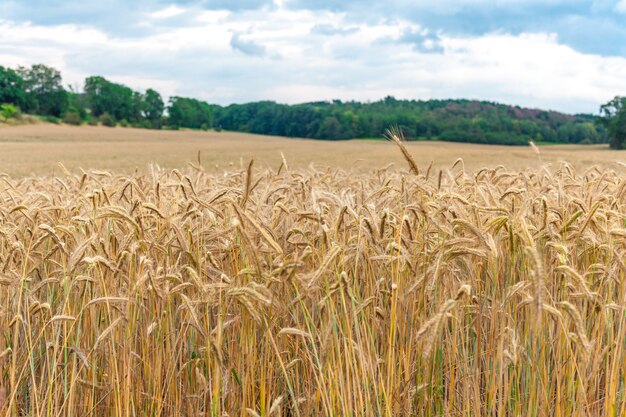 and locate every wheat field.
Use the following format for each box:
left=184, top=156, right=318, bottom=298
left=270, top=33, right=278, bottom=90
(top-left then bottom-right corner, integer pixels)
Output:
left=1, top=124, right=624, bottom=177
left=0, top=133, right=626, bottom=416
